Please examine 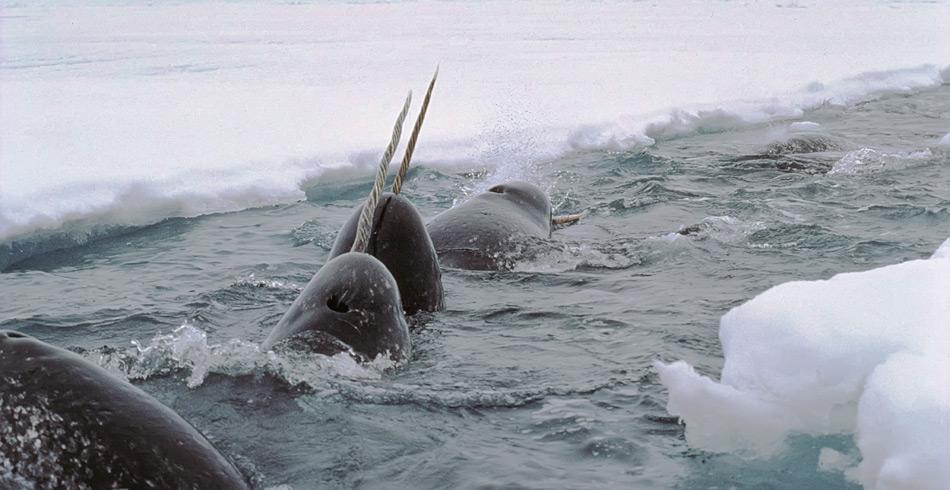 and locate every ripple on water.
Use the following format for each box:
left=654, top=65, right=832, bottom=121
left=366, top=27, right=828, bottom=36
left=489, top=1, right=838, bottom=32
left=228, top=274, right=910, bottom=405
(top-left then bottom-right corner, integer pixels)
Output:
left=513, top=241, right=642, bottom=273
left=747, top=223, right=853, bottom=251
left=856, top=203, right=950, bottom=222
left=597, top=182, right=706, bottom=215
